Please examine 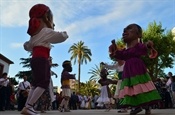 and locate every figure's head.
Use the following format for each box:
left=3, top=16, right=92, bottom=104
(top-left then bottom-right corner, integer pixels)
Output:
left=2, top=72, right=7, bottom=78
left=62, top=60, right=72, bottom=72
left=111, top=39, right=115, bottom=44
left=27, top=4, right=55, bottom=36
left=122, top=23, right=142, bottom=44
left=168, top=72, right=173, bottom=77
left=100, top=68, right=108, bottom=79
left=23, top=75, right=28, bottom=81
